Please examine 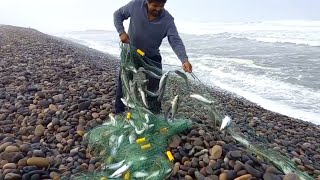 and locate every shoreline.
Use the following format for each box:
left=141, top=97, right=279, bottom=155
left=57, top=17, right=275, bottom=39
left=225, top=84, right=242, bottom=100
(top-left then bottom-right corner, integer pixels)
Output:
left=0, top=25, right=319, bottom=179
